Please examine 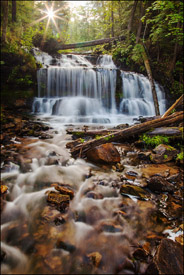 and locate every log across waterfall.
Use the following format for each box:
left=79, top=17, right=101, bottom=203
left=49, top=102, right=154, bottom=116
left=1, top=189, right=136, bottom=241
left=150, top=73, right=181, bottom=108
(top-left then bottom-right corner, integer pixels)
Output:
left=32, top=49, right=167, bottom=125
